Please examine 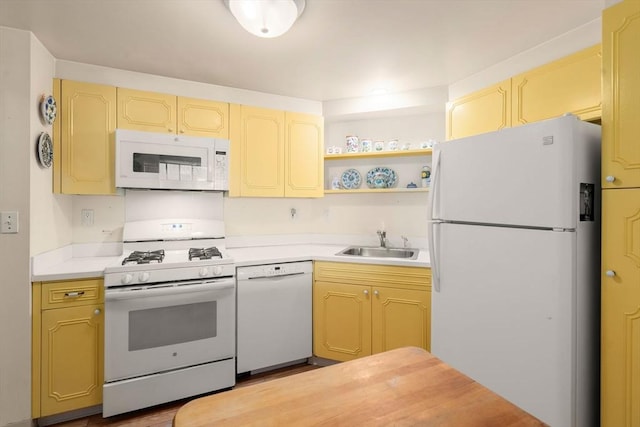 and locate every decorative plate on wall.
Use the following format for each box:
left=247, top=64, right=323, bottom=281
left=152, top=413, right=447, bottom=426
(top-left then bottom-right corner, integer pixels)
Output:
left=40, top=95, right=57, bottom=125
left=37, top=132, right=53, bottom=168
